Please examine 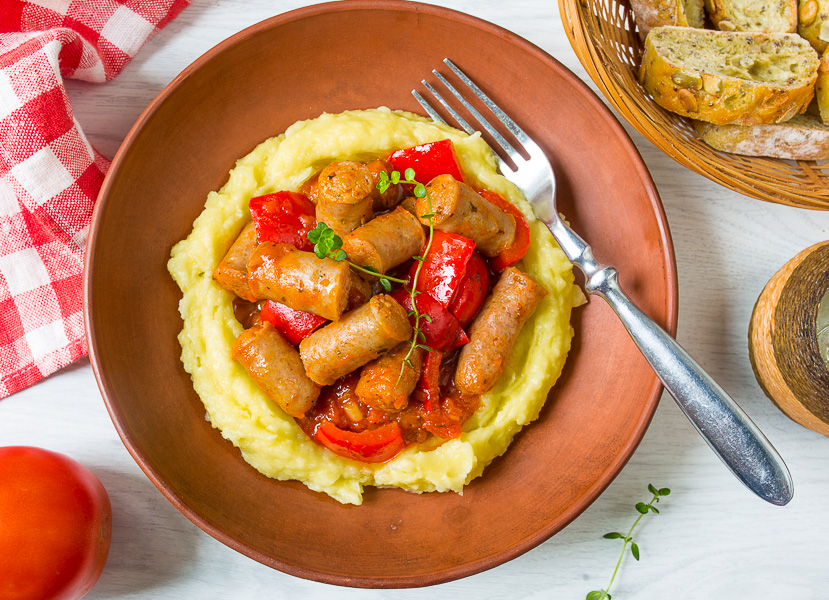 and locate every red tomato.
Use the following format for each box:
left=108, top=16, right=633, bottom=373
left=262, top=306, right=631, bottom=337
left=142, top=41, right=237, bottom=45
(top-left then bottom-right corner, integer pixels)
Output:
left=447, top=252, right=490, bottom=326
left=249, top=191, right=316, bottom=251
left=385, top=139, right=464, bottom=184
left=260, top=300, right=327, bottom=346
left=391, top=290, right=468, bottom=351
left=0, top=447, right=111, bottom=600
left=315, top=422, right=406, bottom=463
left=478, top=190, right=531, bottom=271
left=409, top=231, right=476, bottom=307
